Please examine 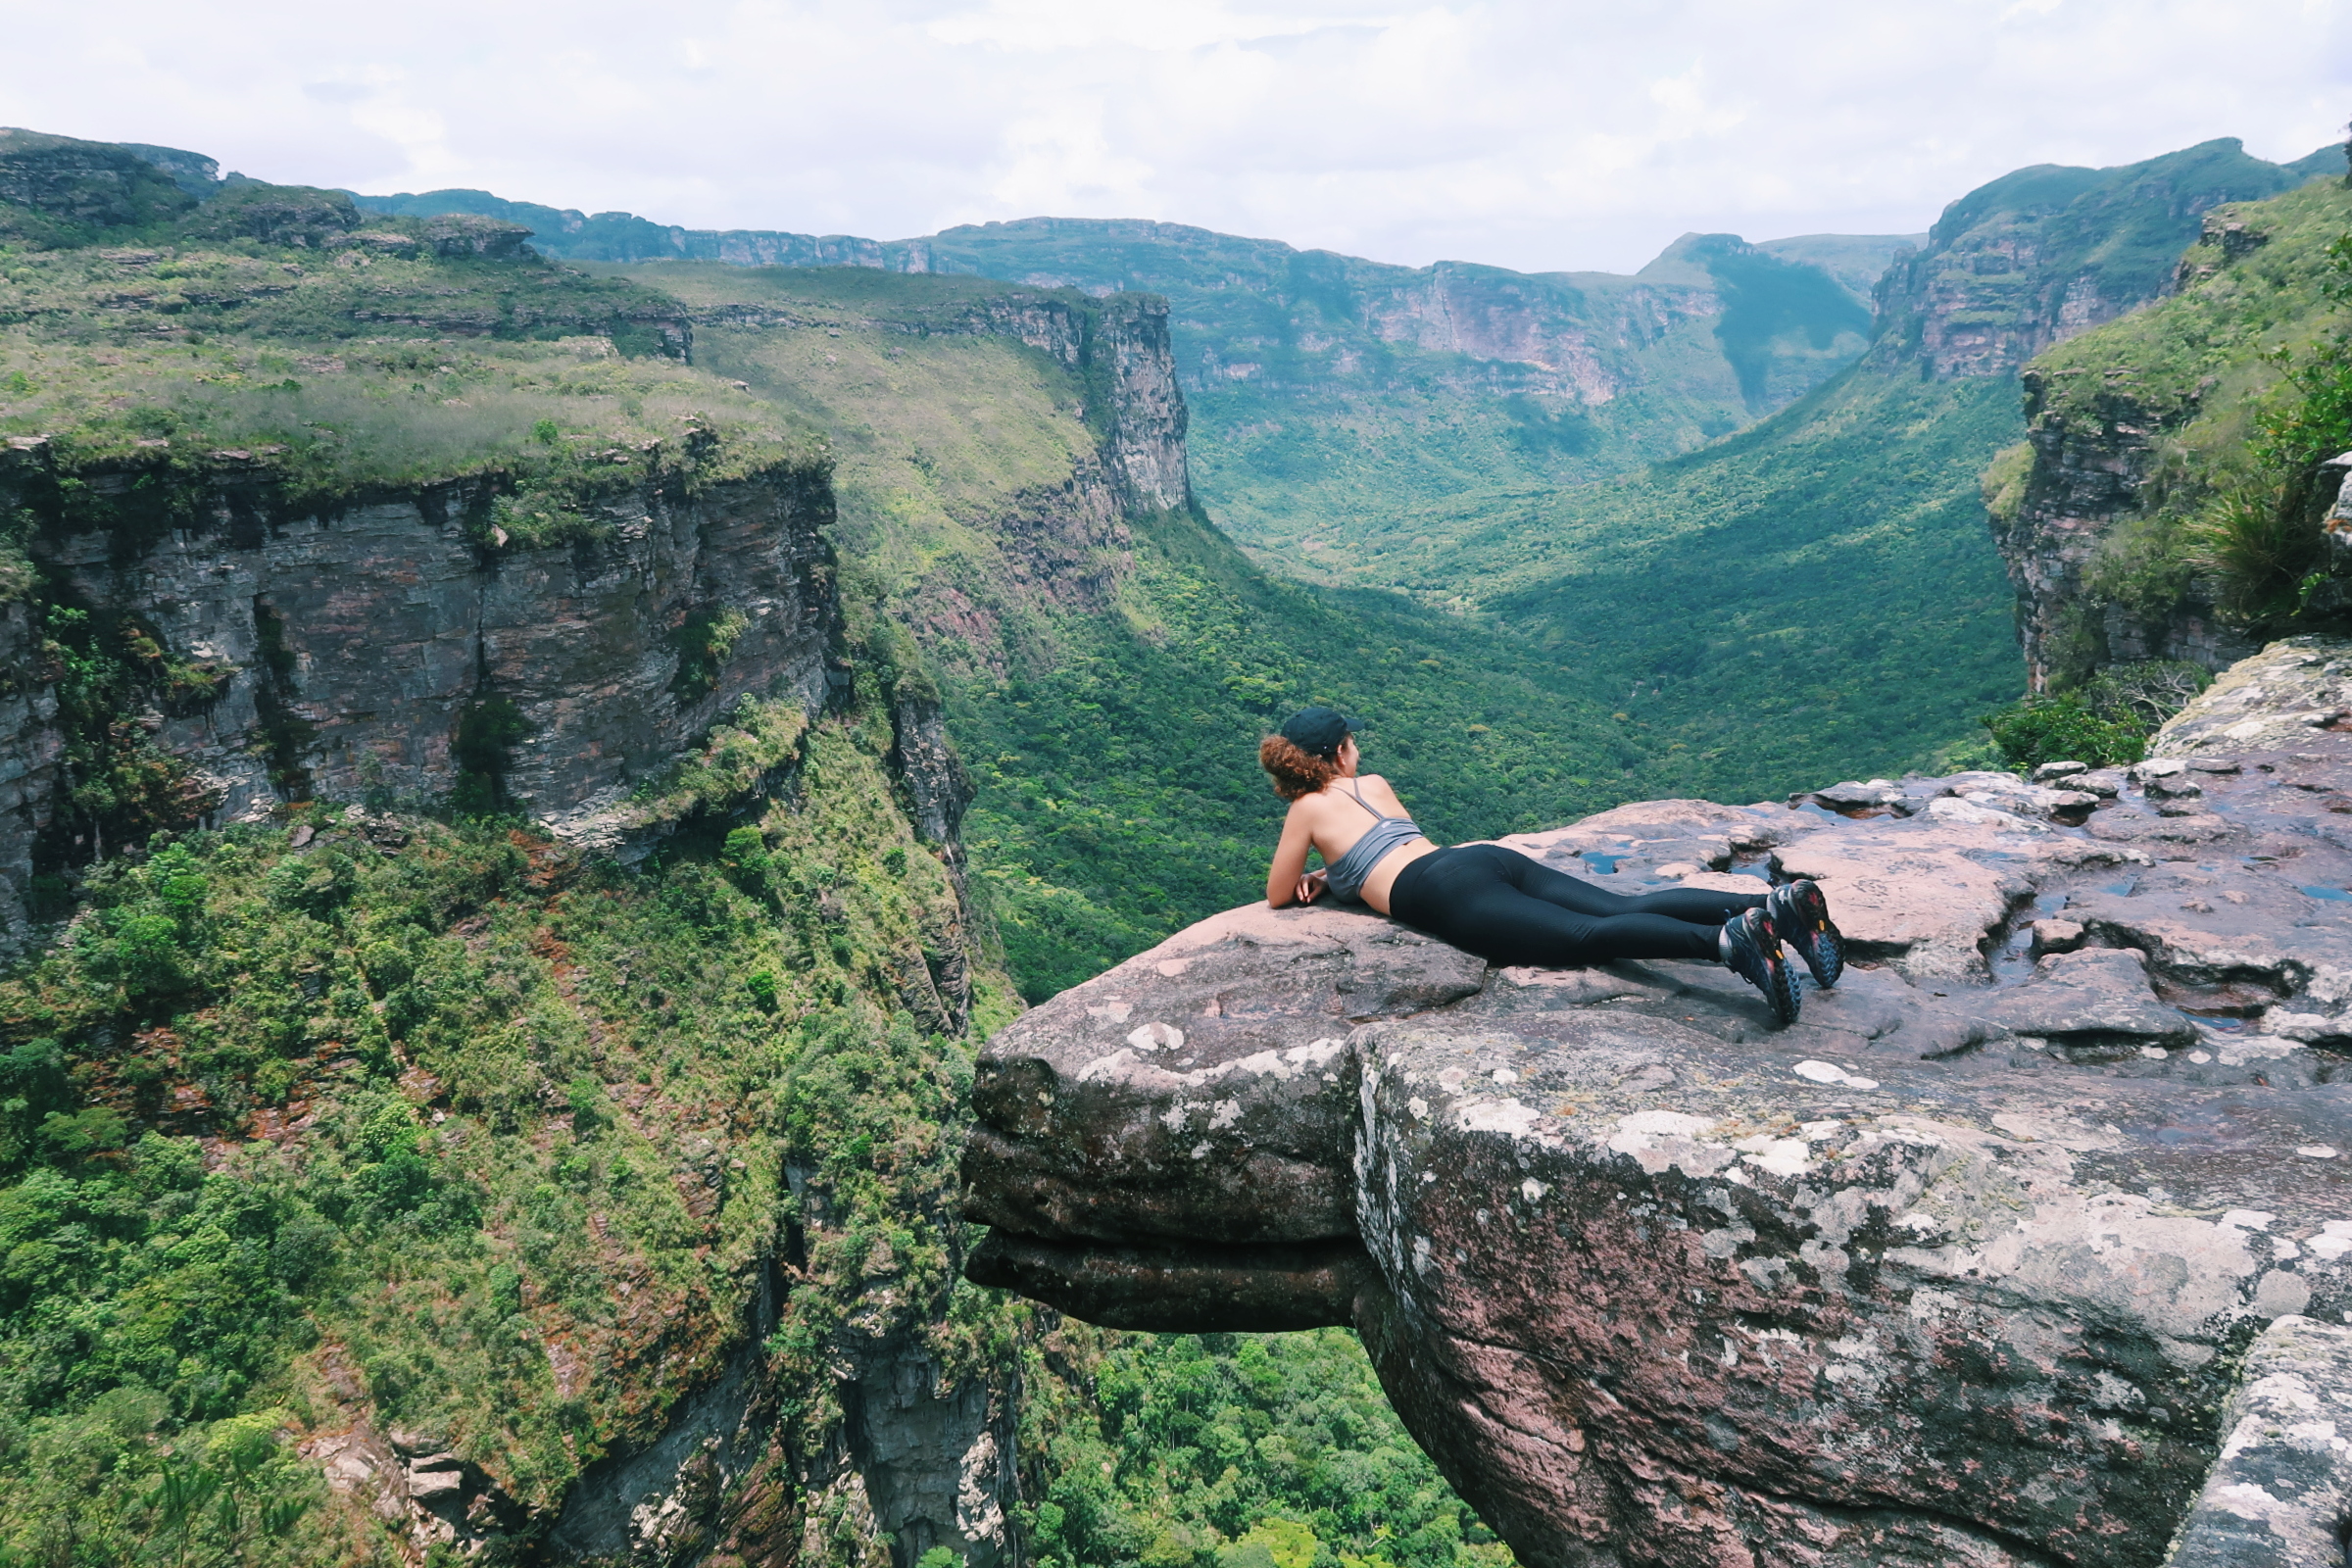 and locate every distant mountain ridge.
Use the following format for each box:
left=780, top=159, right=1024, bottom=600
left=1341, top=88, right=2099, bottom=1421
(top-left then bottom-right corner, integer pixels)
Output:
left=339, top=181, right=1931, bottom=582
